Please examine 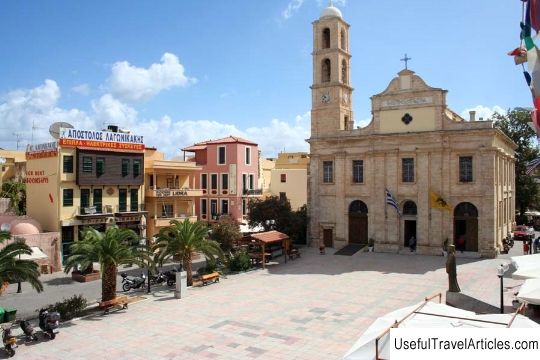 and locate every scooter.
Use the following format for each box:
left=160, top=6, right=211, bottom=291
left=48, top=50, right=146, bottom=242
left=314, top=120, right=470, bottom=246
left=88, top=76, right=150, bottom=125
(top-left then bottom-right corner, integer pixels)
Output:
left=20, top=319, right=38, bottom=341
left=38, top=308, right=60, bottom=340
left=121, top=272, right=146, bottom=292
left=2, top=324, right=17, bottom=357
